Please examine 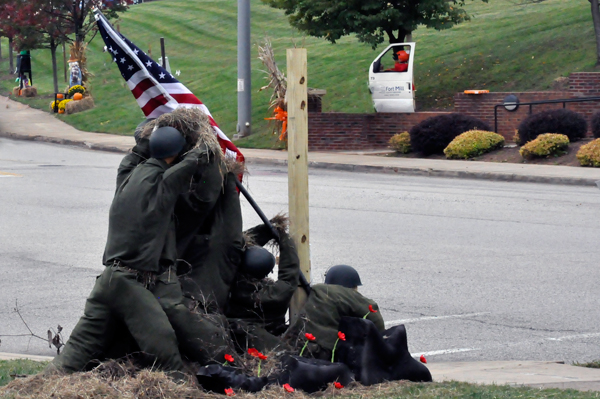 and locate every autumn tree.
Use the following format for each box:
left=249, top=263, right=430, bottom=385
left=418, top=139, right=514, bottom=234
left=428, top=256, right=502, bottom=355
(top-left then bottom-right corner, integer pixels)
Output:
left=0, top=0, right=20, bottom=73
left=12, top=0, right=73, bottom=93
left=263, top=0, right=487, bottom=49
